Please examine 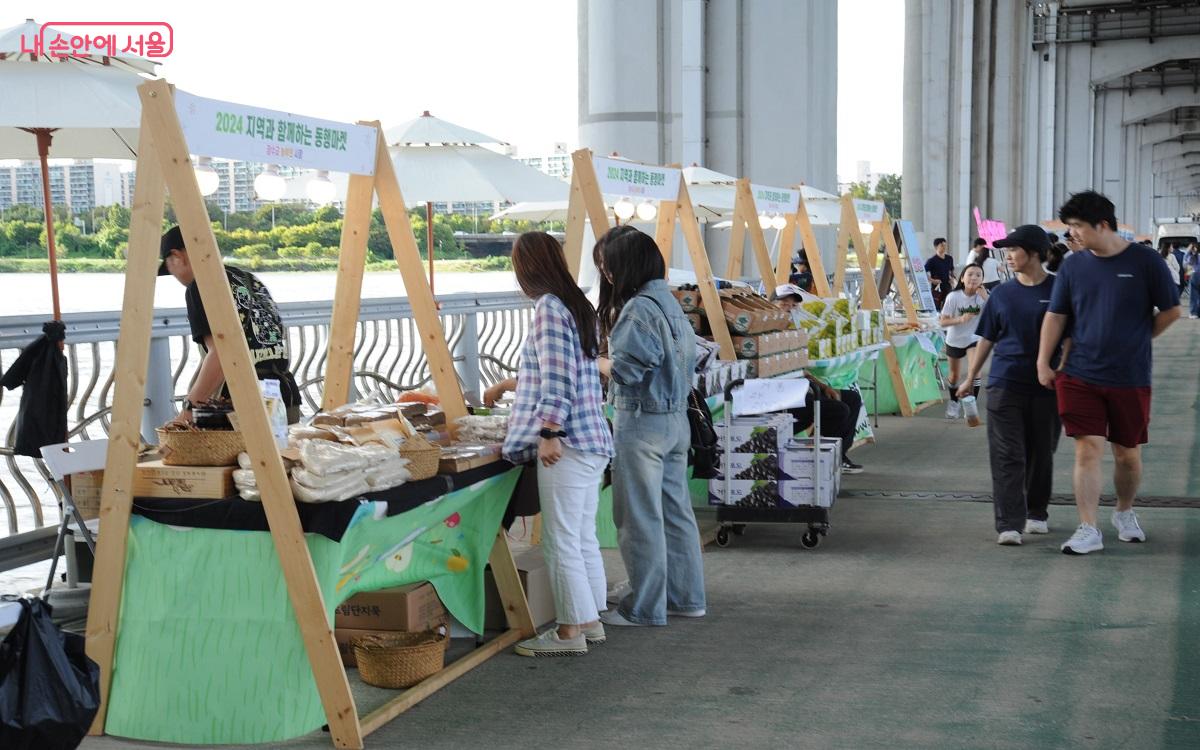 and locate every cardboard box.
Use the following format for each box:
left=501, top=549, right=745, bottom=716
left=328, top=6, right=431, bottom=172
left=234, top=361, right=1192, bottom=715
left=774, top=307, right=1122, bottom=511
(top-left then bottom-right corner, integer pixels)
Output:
left=715, top=452, right=779, bottom=481
left=779, top=442, right=839, bottom=482
left=732, top=330, right=809, bottom=359
left=334, top=582, right=446, bottom=631
left=672, top=288, right=702, bottom=313
left=707, top=479, right=780, bottom=507
left=334, top=622, right=448, bottom=668
left=438, top=444, right=501, bottom=474
left=484, top=546, right=555, bottom=630
left=778, top=480, right=838, bottom=508
left=71, top=461, right=236, bottom=513
left=714, top=414, right=794, bottom=454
